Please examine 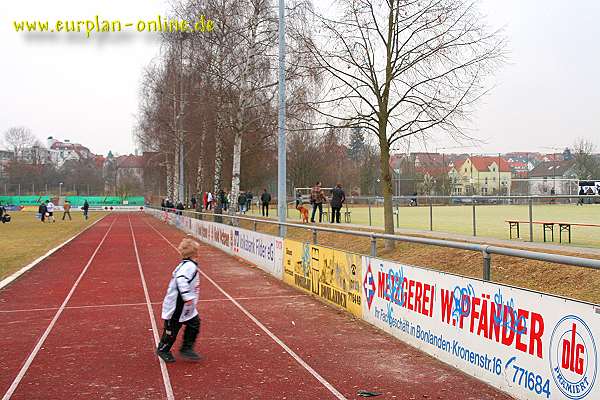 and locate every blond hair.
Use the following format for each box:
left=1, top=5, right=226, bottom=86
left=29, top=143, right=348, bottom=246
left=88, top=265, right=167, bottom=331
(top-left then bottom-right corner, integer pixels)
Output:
left=178, top=237, right=199, bottom=259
